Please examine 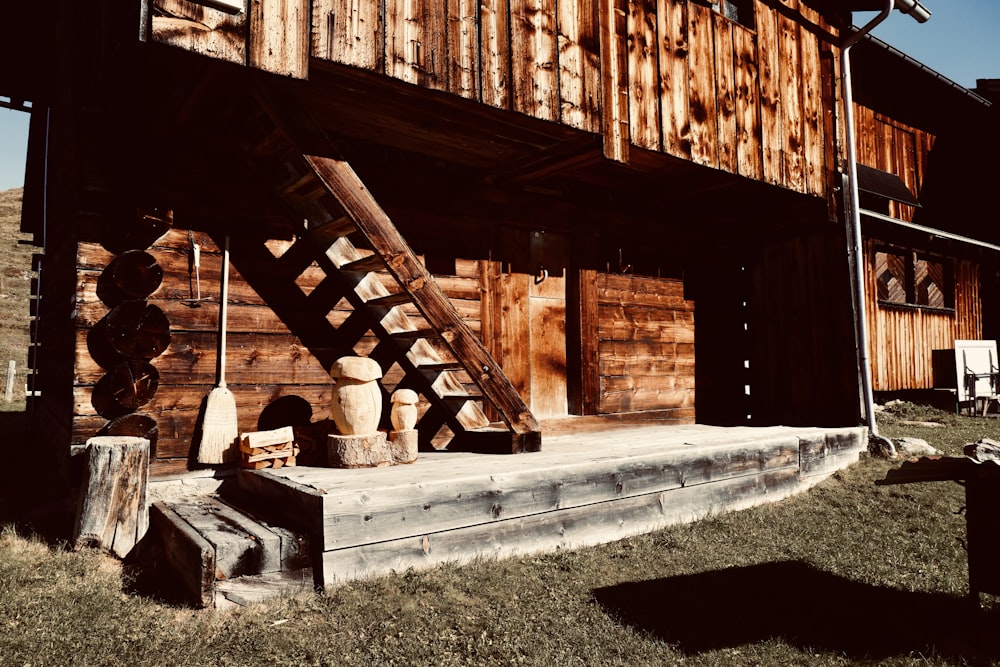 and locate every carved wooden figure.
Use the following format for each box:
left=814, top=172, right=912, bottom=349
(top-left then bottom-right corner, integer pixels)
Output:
left=330, top=356, right=383, bottom=435
left=390, top=388, right=418, bottom=431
